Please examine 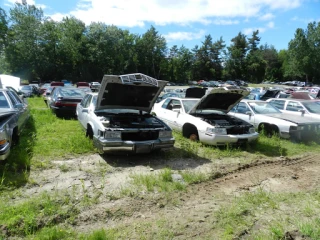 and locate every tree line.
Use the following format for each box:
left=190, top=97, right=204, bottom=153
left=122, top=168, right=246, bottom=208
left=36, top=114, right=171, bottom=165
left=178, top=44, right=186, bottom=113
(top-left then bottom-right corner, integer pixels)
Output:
left=0, top=3, right=319, bottom=84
